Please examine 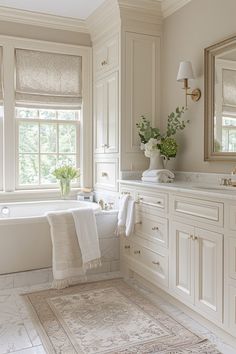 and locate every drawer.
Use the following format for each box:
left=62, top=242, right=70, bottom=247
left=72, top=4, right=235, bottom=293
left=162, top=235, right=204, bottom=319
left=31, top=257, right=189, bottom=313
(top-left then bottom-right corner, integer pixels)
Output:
left=170, top=195, right=223, bottom=226
left=229, top=205, right=236, bottom=231
left=94, top=159, right=118, bottom=191
left=229, top=237, right=236, bottom=280
left=94, top=35, right=119, bottom=76
left=130, top=242, right=169, bottom=288
left=136, top=190, right=168, bottom=214
left=135, top=212, right=168, bottom=248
